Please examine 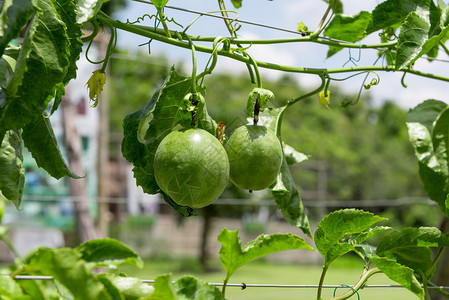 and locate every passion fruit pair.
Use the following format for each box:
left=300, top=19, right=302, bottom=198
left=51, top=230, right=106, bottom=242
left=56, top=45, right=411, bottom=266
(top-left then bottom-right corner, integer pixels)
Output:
left=154, top=125, right=282, bottom=208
